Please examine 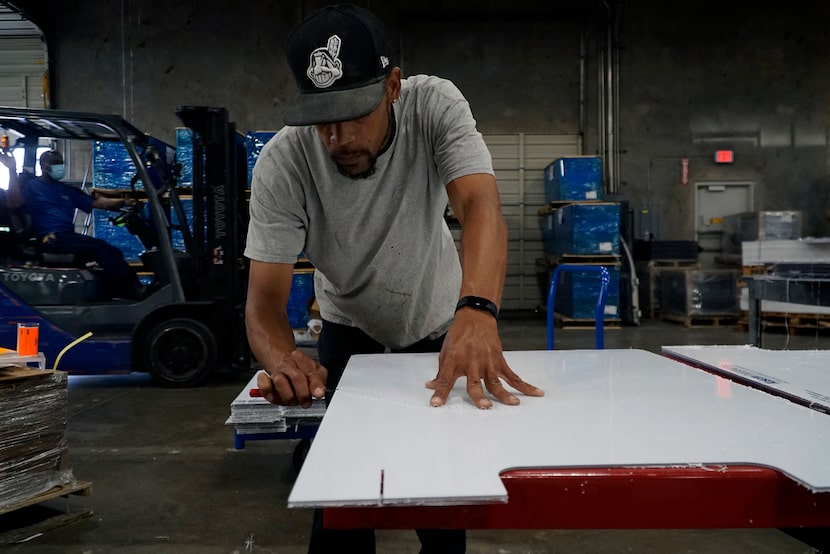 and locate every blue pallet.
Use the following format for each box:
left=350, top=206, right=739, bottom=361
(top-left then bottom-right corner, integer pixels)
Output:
left=544, top=156, right=603, bottom=203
